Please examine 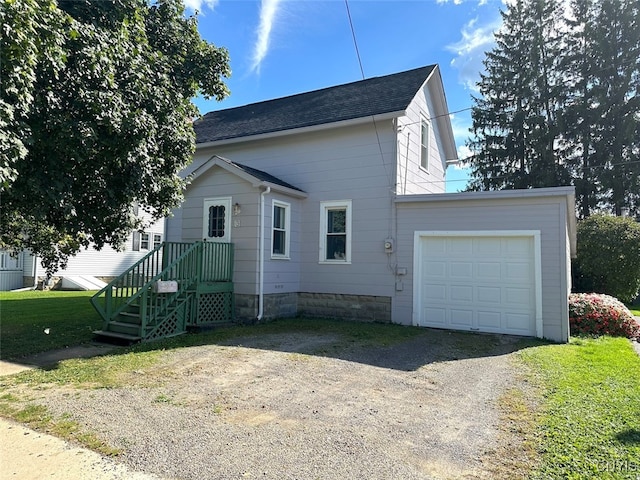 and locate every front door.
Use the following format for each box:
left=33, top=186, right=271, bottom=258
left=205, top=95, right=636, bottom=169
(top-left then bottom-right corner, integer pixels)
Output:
left=203, top=197, right=232, bottom=243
